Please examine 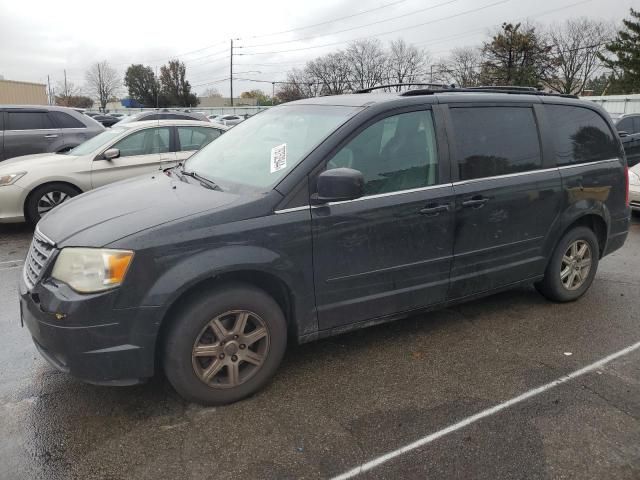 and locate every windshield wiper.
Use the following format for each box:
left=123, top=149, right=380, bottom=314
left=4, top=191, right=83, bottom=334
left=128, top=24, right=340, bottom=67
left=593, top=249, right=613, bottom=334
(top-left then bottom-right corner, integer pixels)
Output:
left=180, top=169, right=222, bottom=191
